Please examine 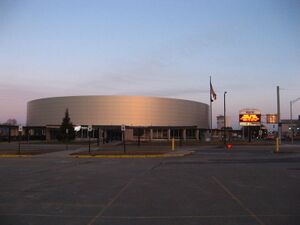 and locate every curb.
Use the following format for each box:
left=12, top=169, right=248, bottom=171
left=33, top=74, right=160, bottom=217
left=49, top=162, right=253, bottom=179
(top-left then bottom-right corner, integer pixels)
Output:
left=0, top=154, right=31, bottom=158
